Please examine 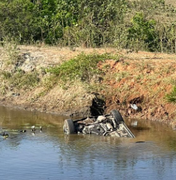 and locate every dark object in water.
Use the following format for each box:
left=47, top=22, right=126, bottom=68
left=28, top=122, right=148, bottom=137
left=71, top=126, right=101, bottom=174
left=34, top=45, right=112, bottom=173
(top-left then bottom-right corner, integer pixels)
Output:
left=2, top=132, right=9, bottom=138
left=20, top=130, right=27, bottom=133
left=63, top=109, right=135, bottom=138
left=135, top=141, right=145, bottom=143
